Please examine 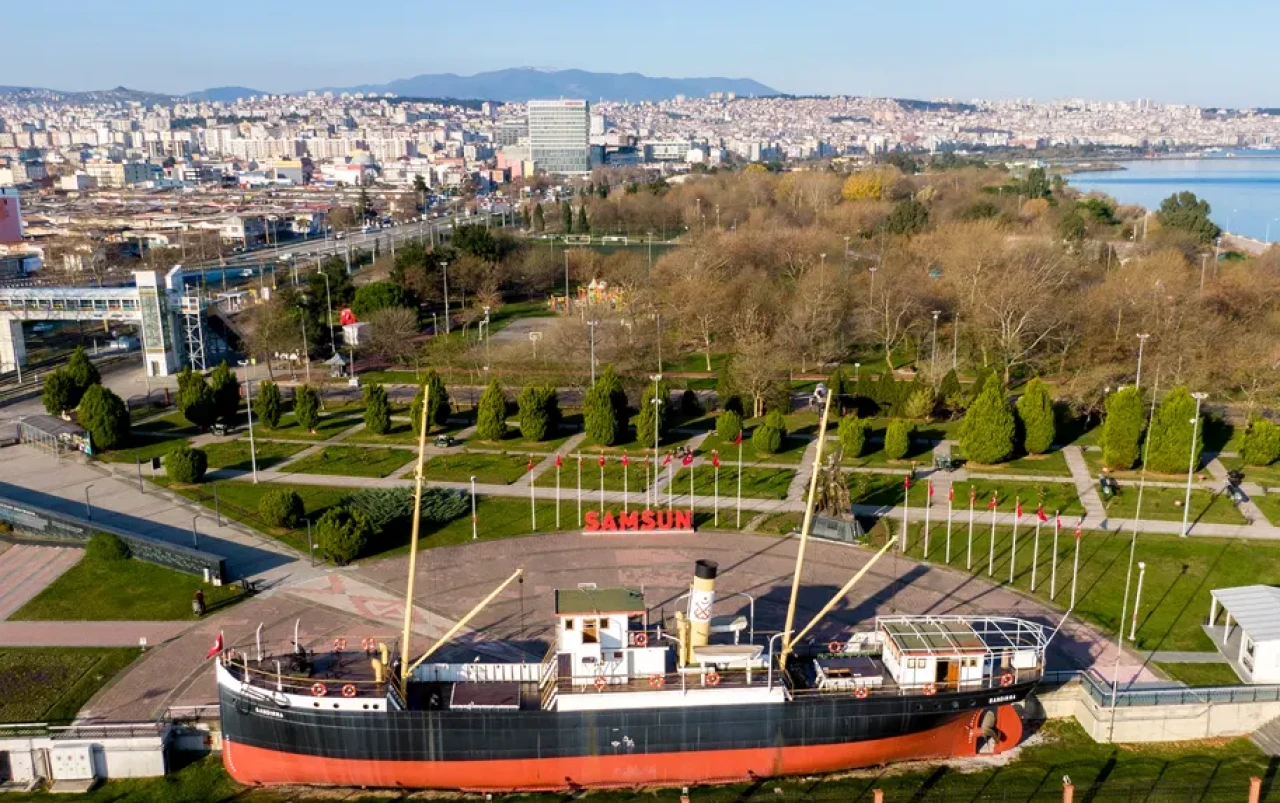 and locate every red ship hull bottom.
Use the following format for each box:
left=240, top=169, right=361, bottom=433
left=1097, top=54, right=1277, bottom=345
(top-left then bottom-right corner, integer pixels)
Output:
left=223, top=706, right=1023, bottom=791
